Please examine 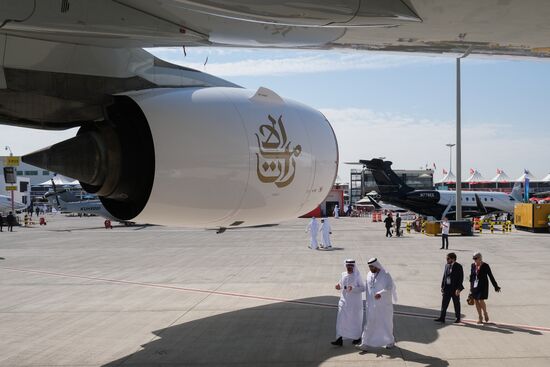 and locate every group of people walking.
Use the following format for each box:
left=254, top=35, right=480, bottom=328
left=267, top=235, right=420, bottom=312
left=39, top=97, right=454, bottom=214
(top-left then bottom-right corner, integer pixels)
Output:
left=435, top=251, right=501, bottom=324
left=306, top=217, right=333, bottom=250
left=332, top=252, right=501, bottom=352
left=0, top=211, right=16, bottom=232
left=383, top=213, right=402, bottom=238
left=332, top=258, right=397, bottom=351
